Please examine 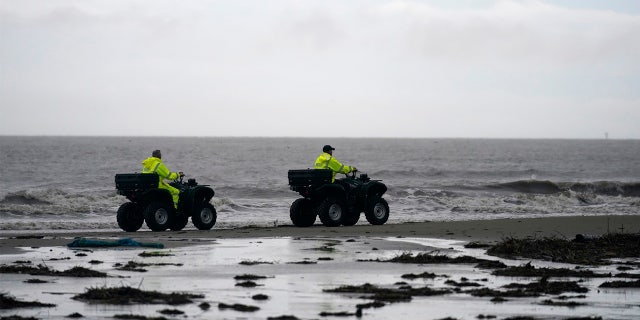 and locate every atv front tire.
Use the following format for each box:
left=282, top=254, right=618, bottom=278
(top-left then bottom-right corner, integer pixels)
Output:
left=365, top=198, right=389, bottom=225
left=192, top=202, right=217, bottom=230
left=290, top=198, right=316, bottom=227
left=117, top=202, right=143, bottom=232
left=318, top=198, right=345, bottom=227
left=143, top=202, right=173, bottom=231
